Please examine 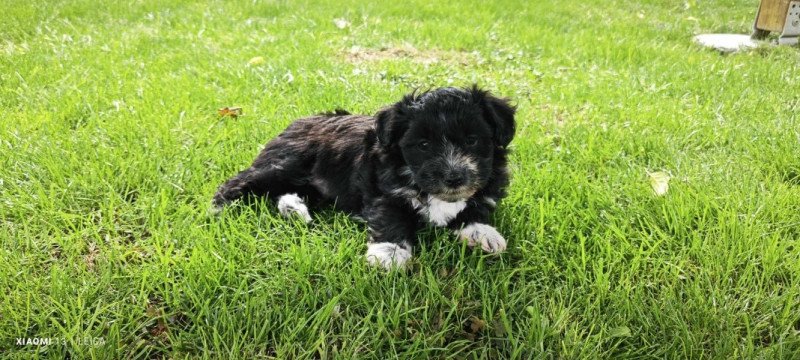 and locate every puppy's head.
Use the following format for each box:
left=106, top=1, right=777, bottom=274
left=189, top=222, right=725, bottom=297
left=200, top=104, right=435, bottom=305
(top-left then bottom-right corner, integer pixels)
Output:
left=376, top=86, right=515, bottom=202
